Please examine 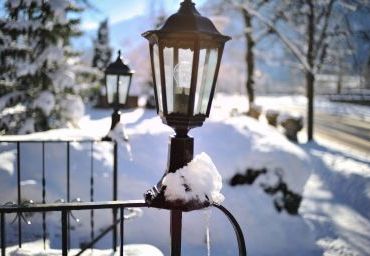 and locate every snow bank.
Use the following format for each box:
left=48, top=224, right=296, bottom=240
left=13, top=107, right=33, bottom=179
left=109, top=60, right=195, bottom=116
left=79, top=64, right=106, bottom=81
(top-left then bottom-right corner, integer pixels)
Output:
left=6, top=240, right=164, bottom=256
left=162, top=152, right=224, bottom=205
left=220, top=115, right=311, bottom=195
